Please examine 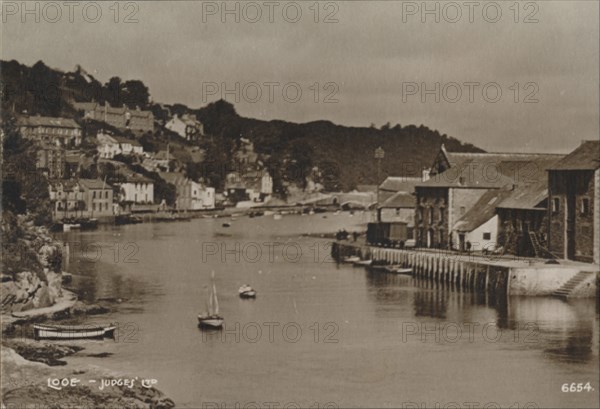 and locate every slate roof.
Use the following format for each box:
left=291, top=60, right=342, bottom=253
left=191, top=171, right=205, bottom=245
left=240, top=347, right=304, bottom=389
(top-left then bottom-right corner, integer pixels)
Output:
left=418, top=154, right=563, bottom=189
left=378, top=192, right=416, bottom=209
left=453, top=187, right=514, bottom=232
left=548, top=141, right=600, bottom=171
left=112, top=135, right=142, bottom=147
left=18, top=115, right=80, bottom=129
left=79, top=179, right=111, bottom=190
left=379, top=176, right=422, bottom=193
left=73, top=102, right=153, bottom=118
left=159, top=172, right=188, bottom=186
left=496, top=179, right=548, bottom=210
